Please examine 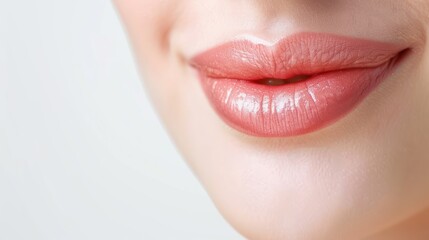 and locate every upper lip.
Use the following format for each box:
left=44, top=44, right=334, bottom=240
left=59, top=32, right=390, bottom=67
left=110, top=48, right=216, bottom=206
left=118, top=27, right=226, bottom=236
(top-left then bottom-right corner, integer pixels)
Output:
left=190, top=32, right=405, bottom=81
